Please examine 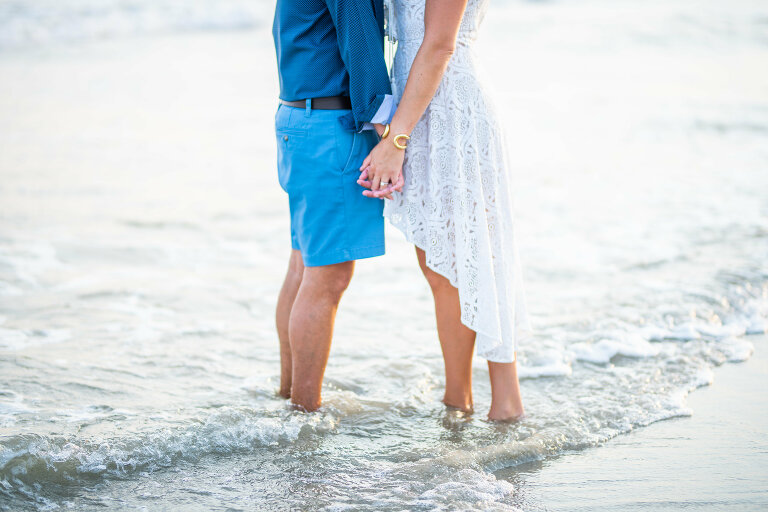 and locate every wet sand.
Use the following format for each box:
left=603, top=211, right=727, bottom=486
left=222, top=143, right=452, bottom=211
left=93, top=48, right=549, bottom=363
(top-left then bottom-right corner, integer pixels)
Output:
left=502, top=334, right=768, bottom=511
